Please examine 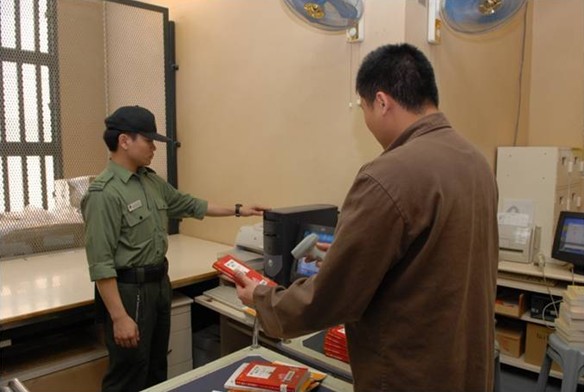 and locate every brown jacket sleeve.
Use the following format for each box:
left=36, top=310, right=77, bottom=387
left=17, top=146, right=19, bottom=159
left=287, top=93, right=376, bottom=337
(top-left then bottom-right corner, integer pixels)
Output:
left=253, top=173, right=409, bottom=339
